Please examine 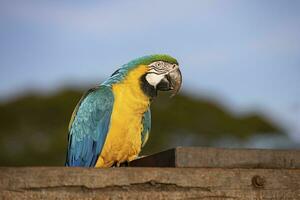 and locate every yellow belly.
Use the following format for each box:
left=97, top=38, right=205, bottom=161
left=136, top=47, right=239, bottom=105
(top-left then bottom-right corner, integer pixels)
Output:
left=96, top=113, right=144, bottom=167
left=95, top=65, right=150, bottom=168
